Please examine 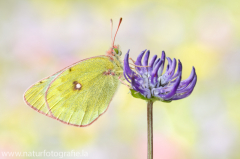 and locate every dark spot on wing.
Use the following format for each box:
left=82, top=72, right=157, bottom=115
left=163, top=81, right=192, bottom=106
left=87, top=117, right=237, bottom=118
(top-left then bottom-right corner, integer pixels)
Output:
left=73, top=81, right=81, bottom=91
left=73, top=81, right=78, bottom=85
left=69, top=68, right=72, bottom=72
